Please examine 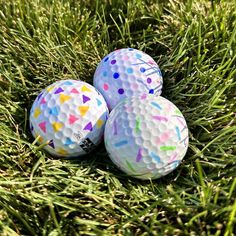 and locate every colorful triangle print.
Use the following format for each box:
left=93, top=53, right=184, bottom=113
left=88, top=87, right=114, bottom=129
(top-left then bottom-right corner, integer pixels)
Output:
left=83, top=95, right=90, bottom=104
left=70, top=88, right=79, bottom=94
left=52, top=122, right=63, bottom=132
left=65, top=137, right=74, bottom=146
left=30, top=124, right=34, bottom=131
left=63, top=81, right=73, bottom=85
left=37, top=92, right=43, bottom=101
left=40, top=98, right=46, bottom=105
left=46, top=86, right=54, bottom=92
left=54, top=87, right=64, bottom=94
left=57, top=148, right=68, bottom=155
left=48, top=139, right=55, bottom=149
left=39, top=121, right=46, bottom=133
left=49, top=107, right=59, bottom=116
left=81, top=85, right=92, bottom=92
left=78, top=106, right=89, bottom=116
left=69, top=114, right=79, bottom=124
left=84, top=122, right=93, bottom=131
left=34, top=107, right=41, bottom=118
left=59, top=94, right=71, bottom=104
left=96, top=119, right=103, bottom=128
left=96, top=99, right=102, bottom=106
